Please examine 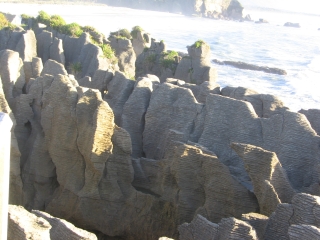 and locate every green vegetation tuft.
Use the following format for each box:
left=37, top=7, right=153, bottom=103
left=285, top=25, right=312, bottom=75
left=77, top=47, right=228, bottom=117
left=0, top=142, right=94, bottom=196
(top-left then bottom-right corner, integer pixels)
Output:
left=100, top=43, right=117, bottom=61
left=69, top=62, right=82, bottom=75
left=37, top=10, right=50, bottom=25
left=21, top=14, right=33, bottom=21
left=60, top=23, right=83, bottom=37
left=160, top=51, right=178, bottom=70
left=110, top=28, right=131, bottom=40
left=145, top=53, right=157, bottom=64
left=49, top=14, right=66, bottom=31
left=82, top=25, right=97, bottom=32
left=143, top=47, right=149, bottom=52
left=0, top=13, right=9, bottom=30
left=130, top=26, right=143, bottom=39
left=193, top=39, right=206, bottom=48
